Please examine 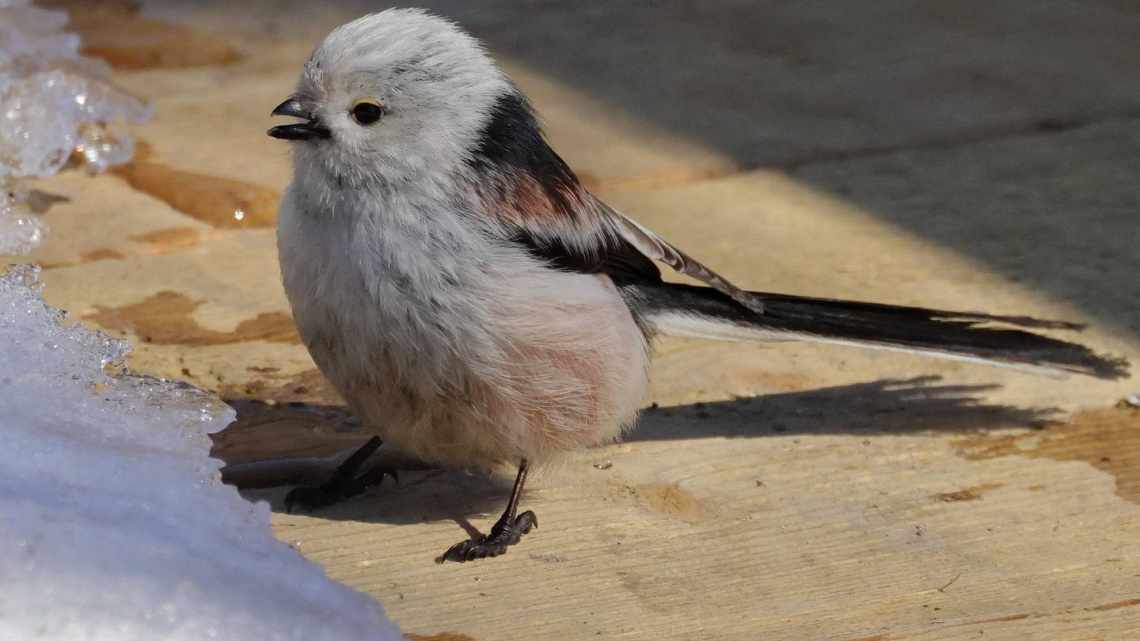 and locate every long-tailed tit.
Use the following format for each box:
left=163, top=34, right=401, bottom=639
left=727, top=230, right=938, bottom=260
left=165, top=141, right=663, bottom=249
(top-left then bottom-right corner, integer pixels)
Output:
left=268, top=9, right=1127, bottom=563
